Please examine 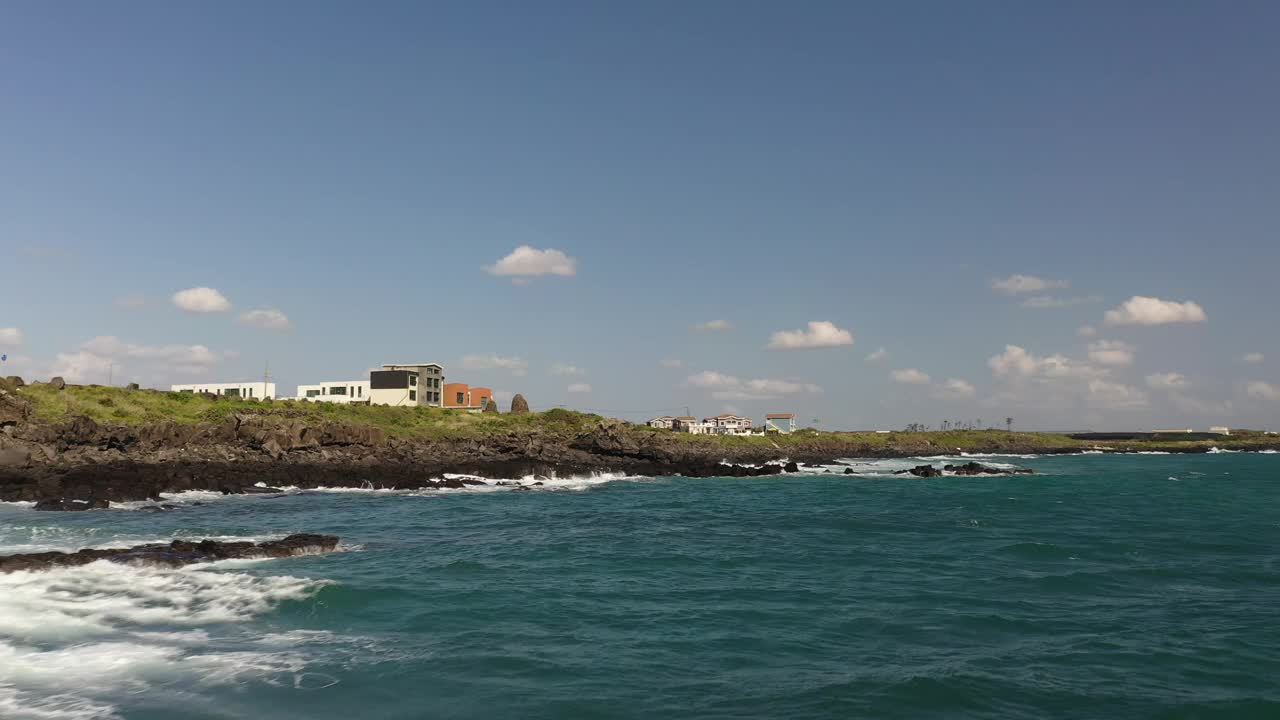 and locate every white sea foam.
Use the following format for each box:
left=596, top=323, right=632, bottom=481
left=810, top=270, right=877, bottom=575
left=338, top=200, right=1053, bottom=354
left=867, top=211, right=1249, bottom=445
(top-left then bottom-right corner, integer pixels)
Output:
left=0, top=560, right=332, bottom=719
